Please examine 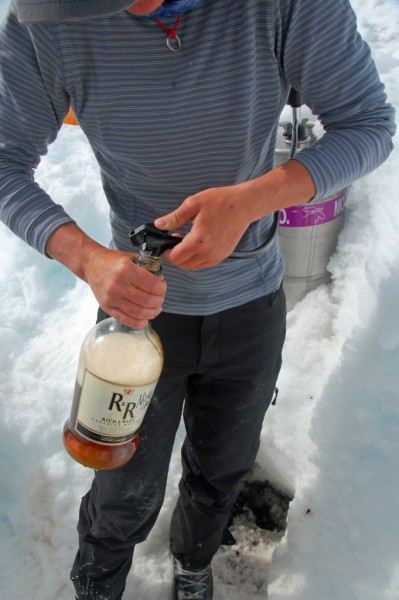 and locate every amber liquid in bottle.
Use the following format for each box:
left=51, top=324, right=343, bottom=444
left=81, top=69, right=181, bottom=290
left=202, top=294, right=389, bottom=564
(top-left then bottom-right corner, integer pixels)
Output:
left=63, top=248, right=164, bottom=470
left=63, top=321, right=163, bottom=470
